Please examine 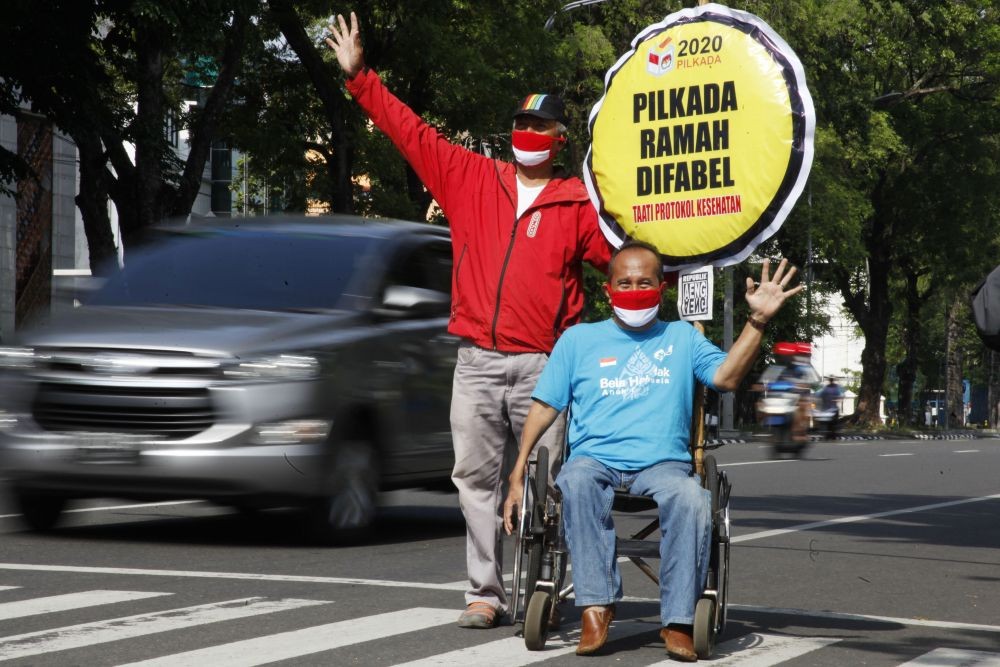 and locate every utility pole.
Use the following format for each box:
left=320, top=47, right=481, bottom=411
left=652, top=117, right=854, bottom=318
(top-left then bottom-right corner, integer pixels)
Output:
left=722, top=267, right=734, bottom=433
